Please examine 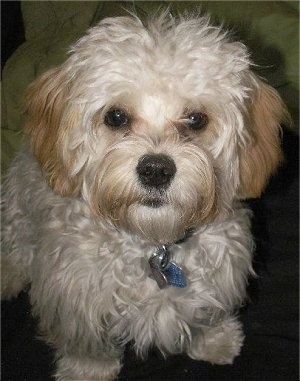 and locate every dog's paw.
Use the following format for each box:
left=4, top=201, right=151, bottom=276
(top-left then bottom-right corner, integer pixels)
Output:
left=187, top=317, right=244, bottom=365
left=55, top=355, right=121, bottom=381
